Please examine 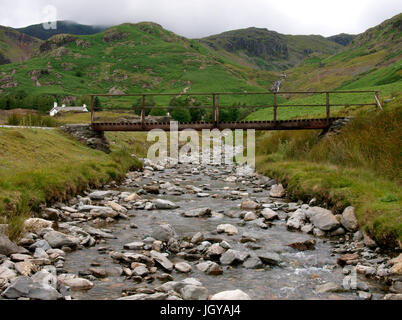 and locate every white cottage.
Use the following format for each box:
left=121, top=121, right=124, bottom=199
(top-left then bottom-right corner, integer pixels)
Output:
left=49, top=102, right=88, bottom=117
